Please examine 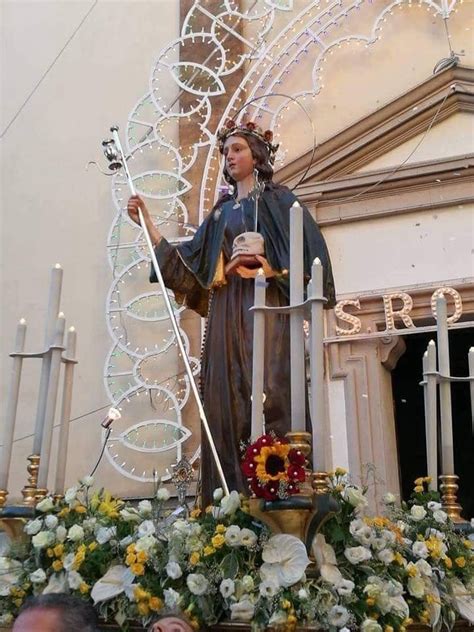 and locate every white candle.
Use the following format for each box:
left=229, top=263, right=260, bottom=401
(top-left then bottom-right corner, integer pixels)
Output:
left=37, top=312, right=66, bottom=490
left=309, top=258, right=326, bottom=471
left=33, top=264, right=63, bottom=455
left=469, top=347, right=474, bottom=437
left=0, top=318, right=27, bottom=490
left=251, top=270, right=266, bottom=440
left=289, top=201, right=305, bottom=432
left=436, top=296, right=454, bottom=474
left=424, top=340, right=438, bottom=490
left=54, top=326, right=77, bottom=495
